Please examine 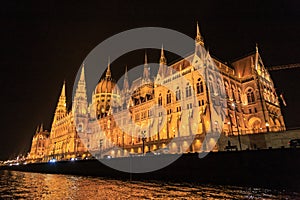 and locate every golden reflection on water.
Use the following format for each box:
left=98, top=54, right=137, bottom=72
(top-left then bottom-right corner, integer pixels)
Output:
left=0, top=170, right=299, bottom=199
